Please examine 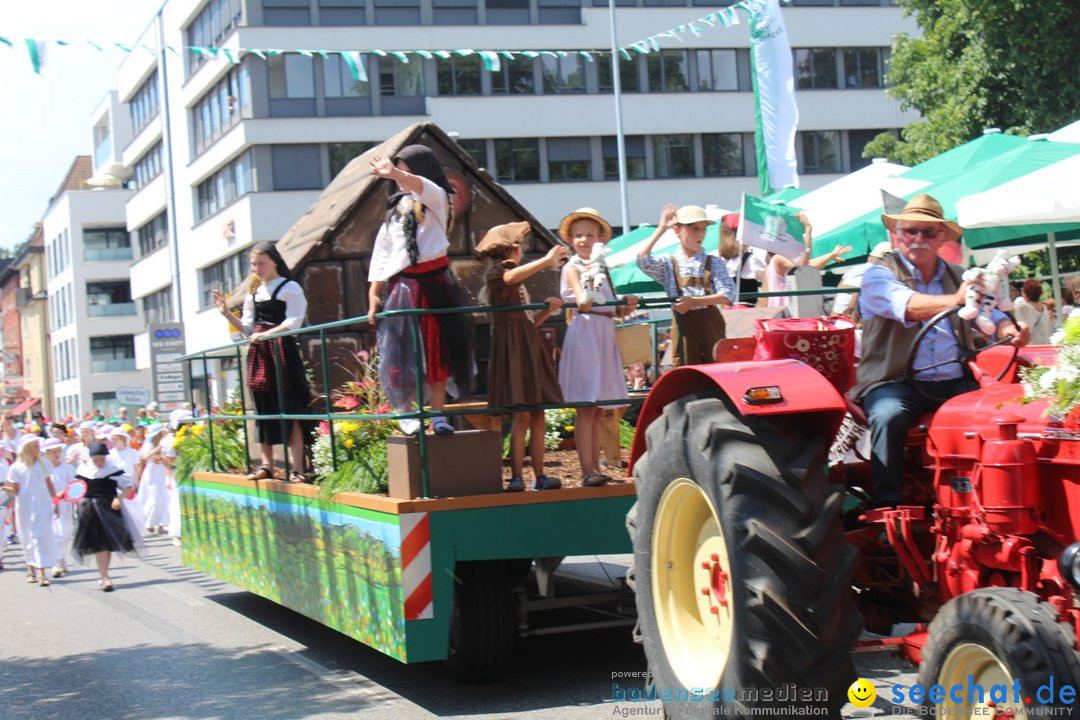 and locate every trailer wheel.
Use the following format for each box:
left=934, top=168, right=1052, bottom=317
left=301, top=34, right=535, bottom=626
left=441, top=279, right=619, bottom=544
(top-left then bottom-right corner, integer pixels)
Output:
left=918, top=588, right=1080, bottom=714
left=628, top=393, right=861, bottom=717
left=445, top=560, right=516, bottom=683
